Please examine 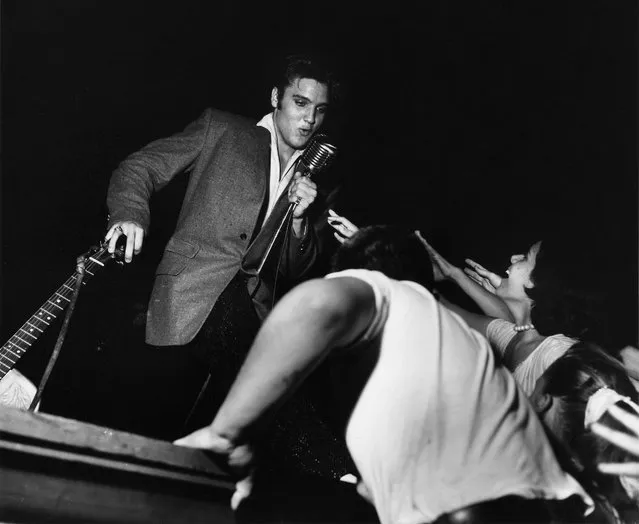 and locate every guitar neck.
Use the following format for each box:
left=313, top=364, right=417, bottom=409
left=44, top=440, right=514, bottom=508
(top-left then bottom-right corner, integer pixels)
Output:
left=0, top=244, right=116, bottom=381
